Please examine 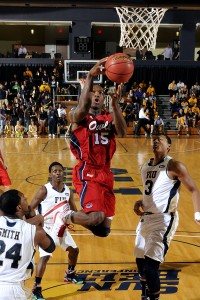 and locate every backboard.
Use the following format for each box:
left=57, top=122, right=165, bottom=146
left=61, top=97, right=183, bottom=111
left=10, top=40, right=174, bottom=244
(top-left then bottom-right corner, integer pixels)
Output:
left=64, top=60, right=103, bottom=83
